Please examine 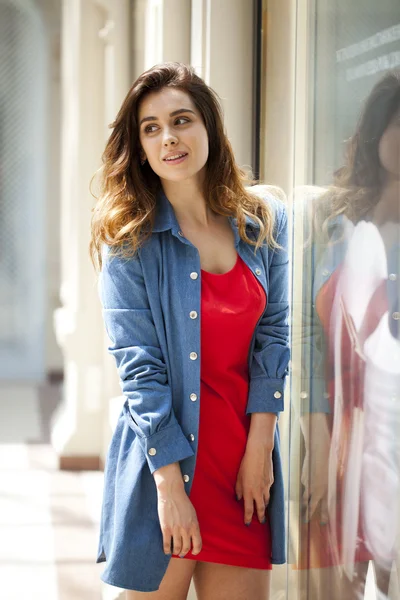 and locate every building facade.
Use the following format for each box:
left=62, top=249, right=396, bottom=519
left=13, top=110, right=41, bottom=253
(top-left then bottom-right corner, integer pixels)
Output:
left=4, top=0, right=399, bottom=598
